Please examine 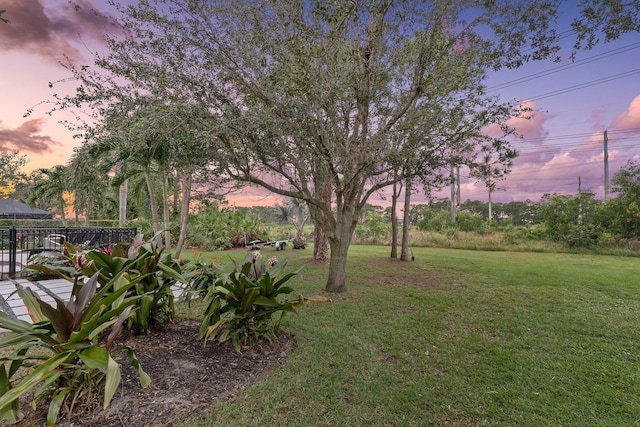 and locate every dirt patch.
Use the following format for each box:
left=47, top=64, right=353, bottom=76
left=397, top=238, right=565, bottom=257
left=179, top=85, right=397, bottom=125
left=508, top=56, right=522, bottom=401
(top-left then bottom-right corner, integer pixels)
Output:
left=16, top=320, right=295, bottom=427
